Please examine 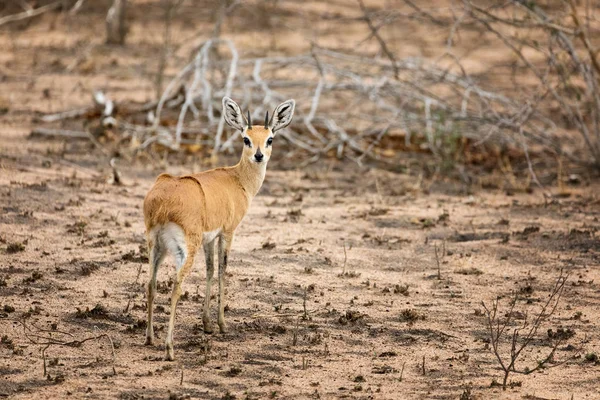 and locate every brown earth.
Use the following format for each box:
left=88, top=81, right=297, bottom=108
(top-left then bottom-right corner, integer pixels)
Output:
left=1, top=2, right=600, bottom=399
